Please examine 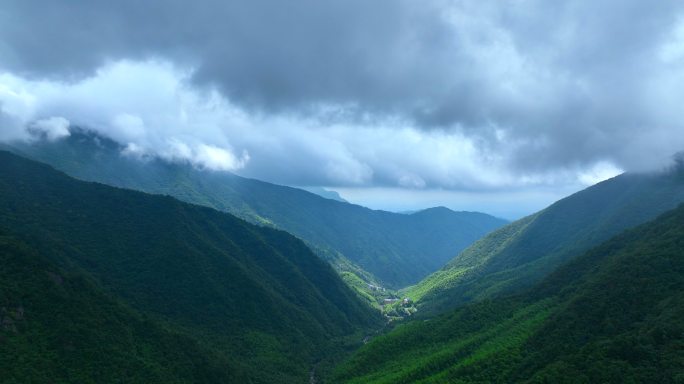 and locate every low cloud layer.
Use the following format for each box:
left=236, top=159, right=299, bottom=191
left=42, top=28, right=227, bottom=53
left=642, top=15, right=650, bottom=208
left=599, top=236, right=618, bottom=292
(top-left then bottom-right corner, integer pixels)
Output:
left=1, top=1, right=684, bottom=209
left=0, top=61, right=623, bottom=191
